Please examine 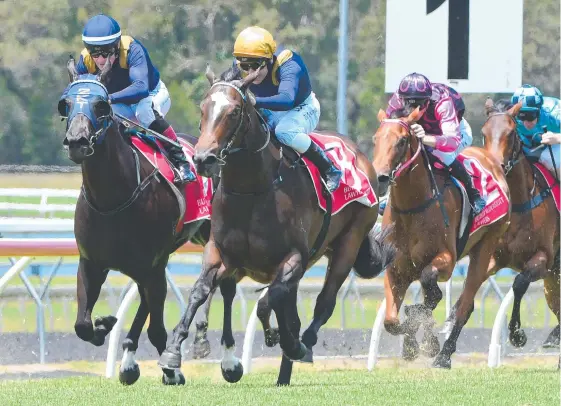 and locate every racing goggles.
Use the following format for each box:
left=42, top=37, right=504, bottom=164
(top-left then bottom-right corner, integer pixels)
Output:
left=518, top=110, right=539, bottom=122
left=237, top=58, right=266, bottom=72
